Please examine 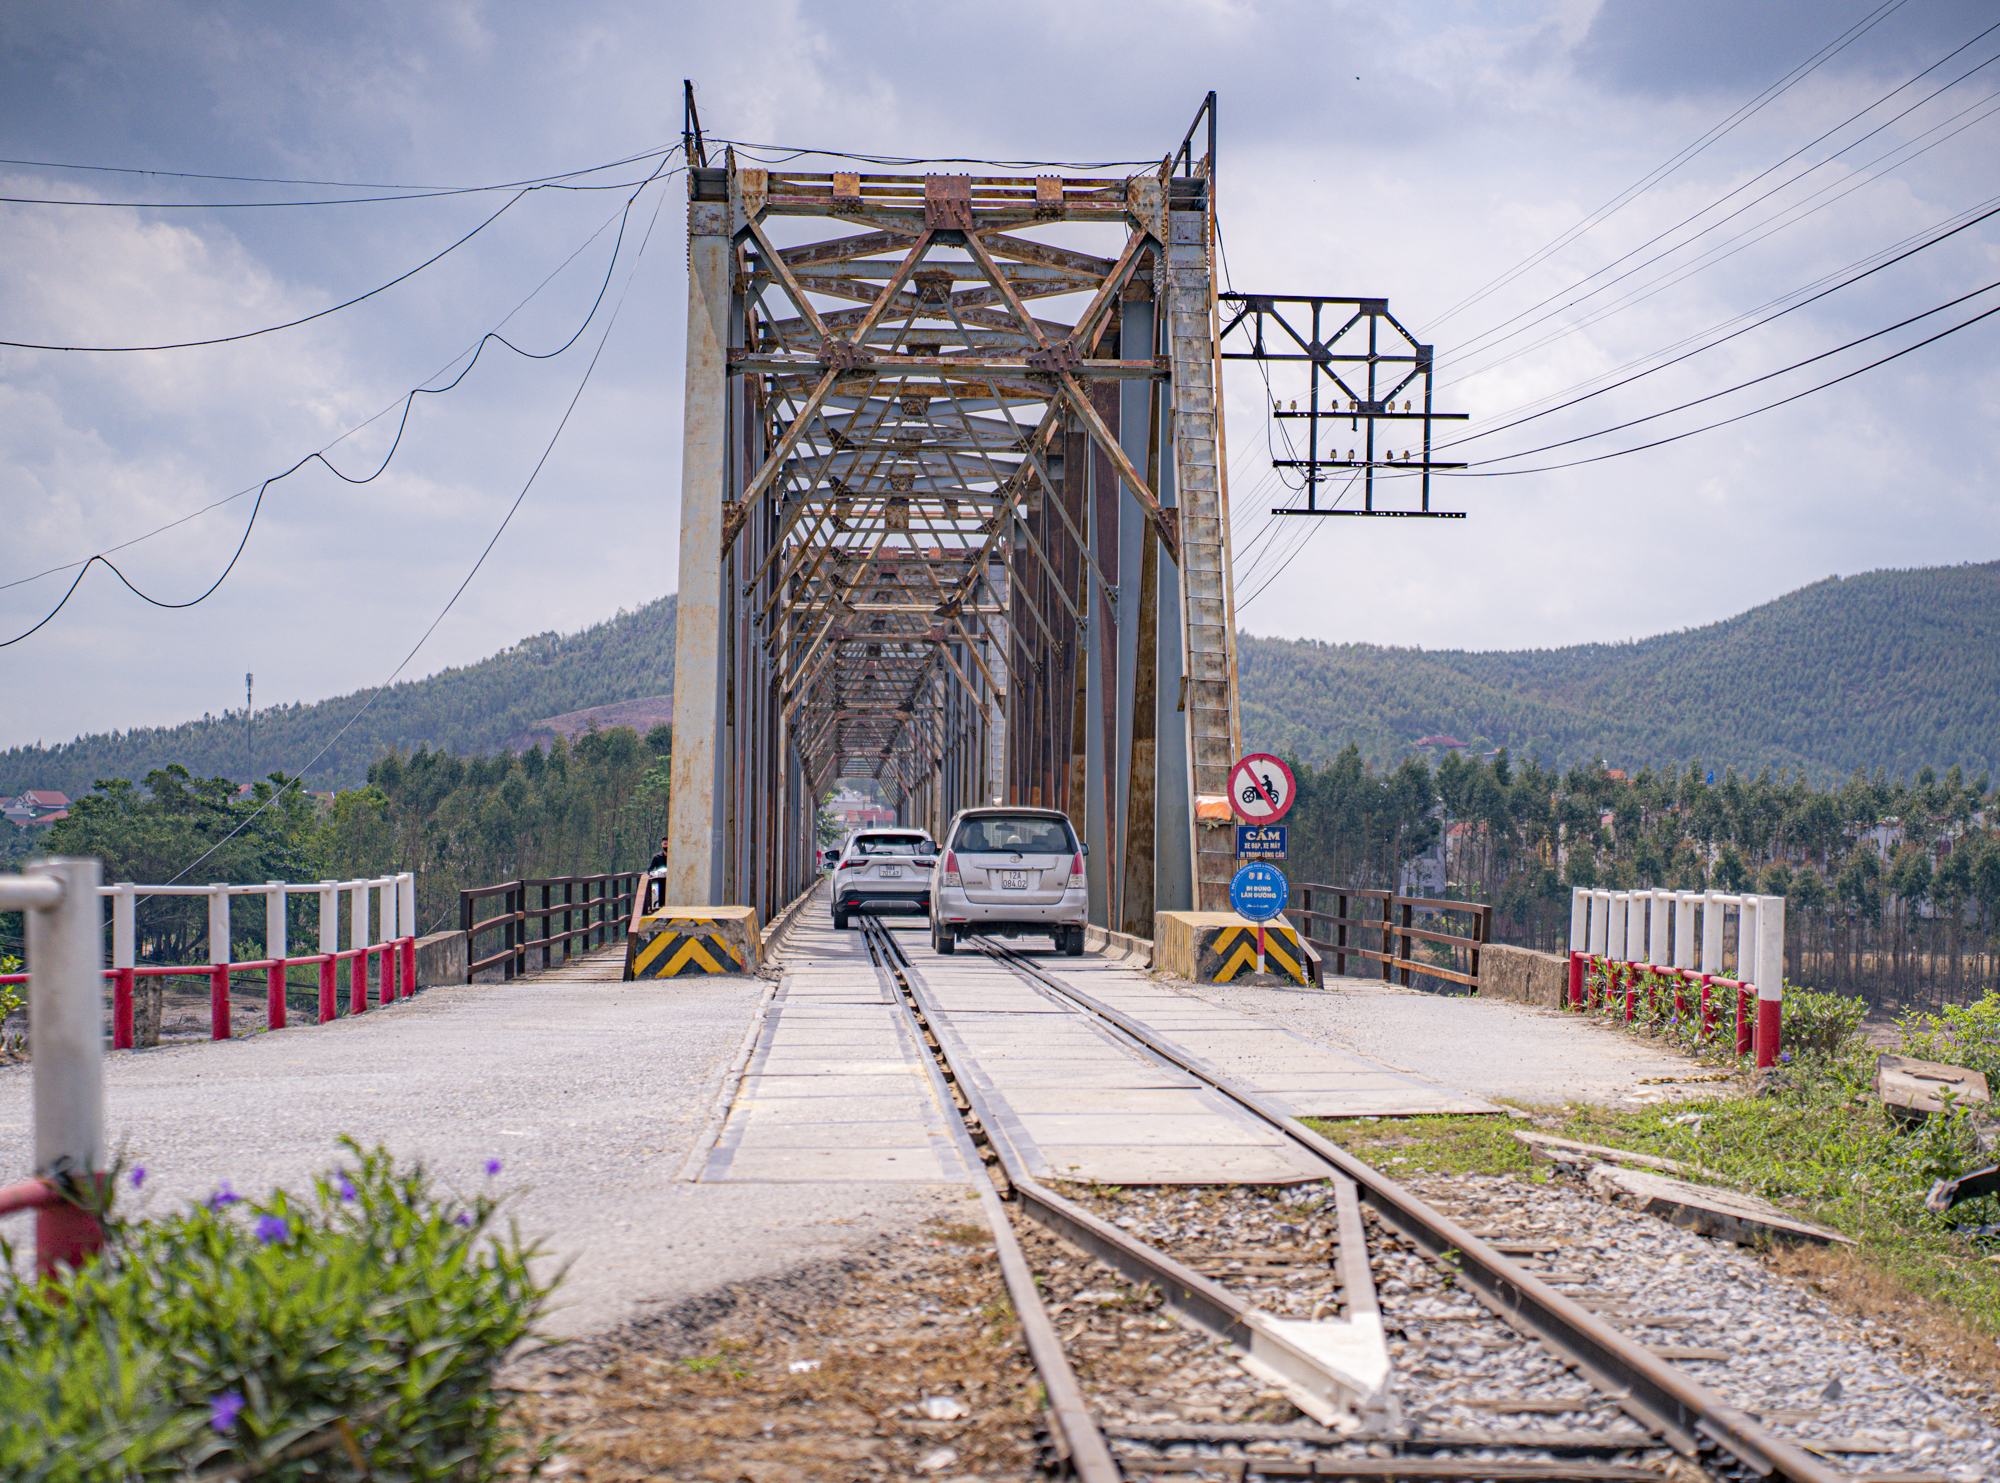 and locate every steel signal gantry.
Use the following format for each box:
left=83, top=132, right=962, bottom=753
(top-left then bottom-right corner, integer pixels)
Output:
left=663, top=93, right=1249, bottom=930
